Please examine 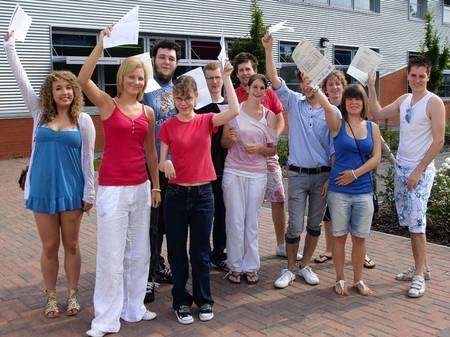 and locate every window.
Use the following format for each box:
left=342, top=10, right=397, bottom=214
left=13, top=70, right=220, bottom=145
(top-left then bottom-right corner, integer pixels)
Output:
left=279, top=41, right=297, bottom=63
left=104, top=38, right=144, bottom=57
left=190, top=40, right=221, bottom=60
left=444, top=0, right=450, bottom=24
left=305, top=0, right=380, bottom=12
left=52, top=32, right=96, bottom=56
left=440, top=71, right=450, bottom=98
left=334, top=46, right=380, bottom=88
left=149, top=38, right=187, bottom=59
left=409, top=0, right=427, bottom=19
